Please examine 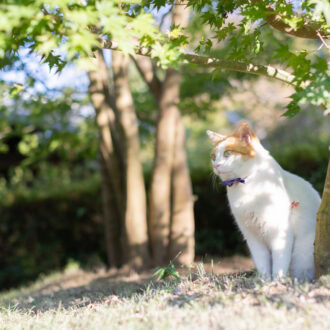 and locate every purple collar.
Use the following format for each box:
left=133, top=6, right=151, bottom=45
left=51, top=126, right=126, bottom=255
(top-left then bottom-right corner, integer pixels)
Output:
left=221, top=177, right=245, bottom=187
